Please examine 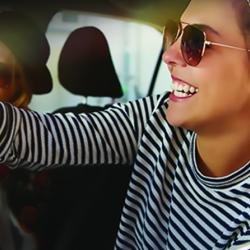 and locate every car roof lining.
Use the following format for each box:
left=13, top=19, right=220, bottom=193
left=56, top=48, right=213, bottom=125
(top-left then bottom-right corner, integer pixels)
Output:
left=1, top=0, right=190, bottom=32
